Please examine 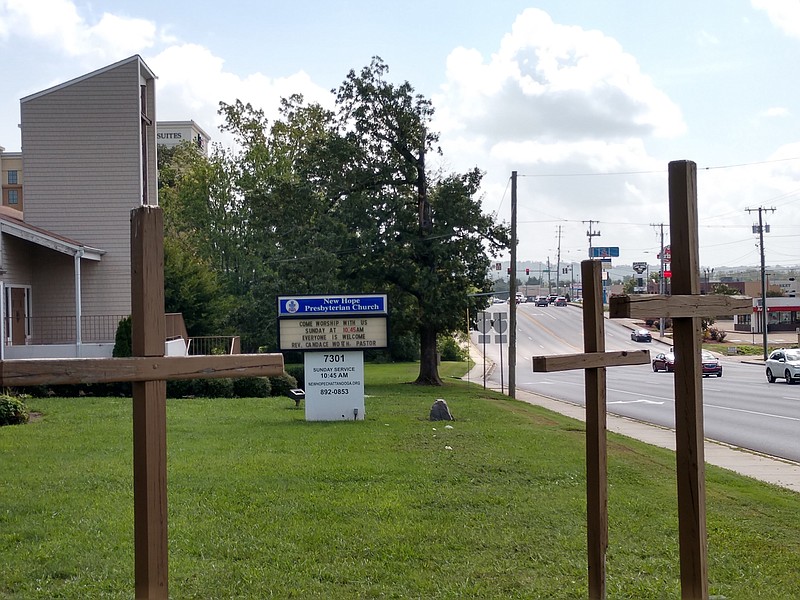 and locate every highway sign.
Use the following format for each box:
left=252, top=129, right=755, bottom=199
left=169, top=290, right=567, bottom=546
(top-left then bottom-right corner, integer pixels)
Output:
left=590, top=247, right=619, bottom=258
